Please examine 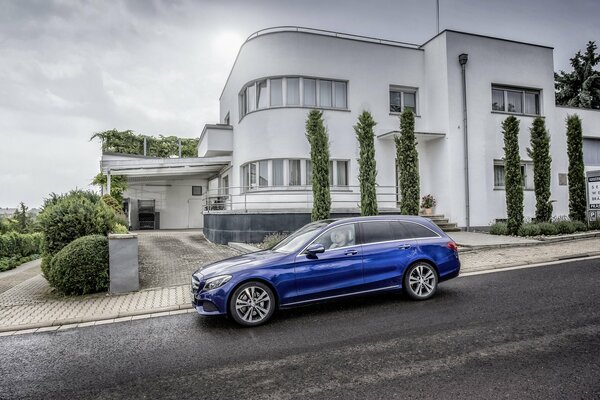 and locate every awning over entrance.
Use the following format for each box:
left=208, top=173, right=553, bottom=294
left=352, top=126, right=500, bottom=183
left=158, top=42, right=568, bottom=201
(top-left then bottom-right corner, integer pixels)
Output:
left=377, top=130, right=446, bottom=142
left=100, top=152, right=231, bottom=178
